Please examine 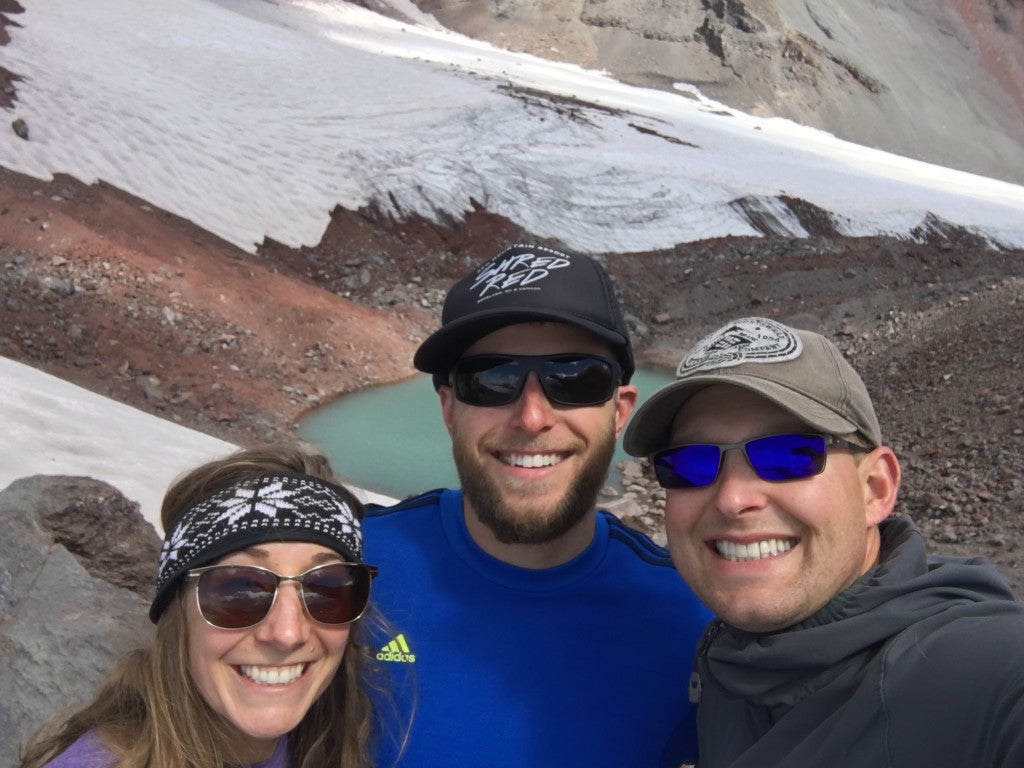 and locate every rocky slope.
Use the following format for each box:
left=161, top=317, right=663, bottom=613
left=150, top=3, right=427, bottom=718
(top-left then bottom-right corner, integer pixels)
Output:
left=2, top=166, right=1023, bottom=596
left=389, top=0, right=1024, bottom=184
